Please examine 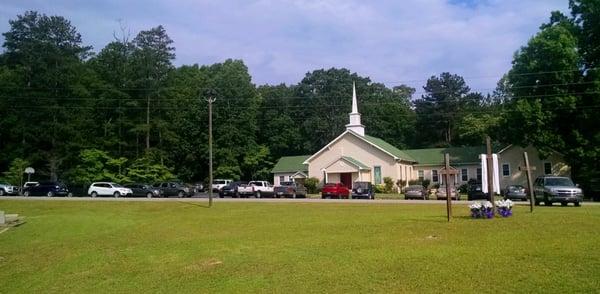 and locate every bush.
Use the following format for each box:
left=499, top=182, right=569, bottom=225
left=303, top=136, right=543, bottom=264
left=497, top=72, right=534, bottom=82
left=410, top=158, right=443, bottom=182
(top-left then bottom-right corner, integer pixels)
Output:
left=374, top=184, right=385, bottom=193
left=422, top=179, right=431, bottom=189
left=383, top=177, right=394, bottom=193
left=396, top=179, right=406, bottom=188
left=304, top=177, right=320, bottom=194
left=408, top=179, right=421, bottom=185
left=458, top=184, right=469, bottom=193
